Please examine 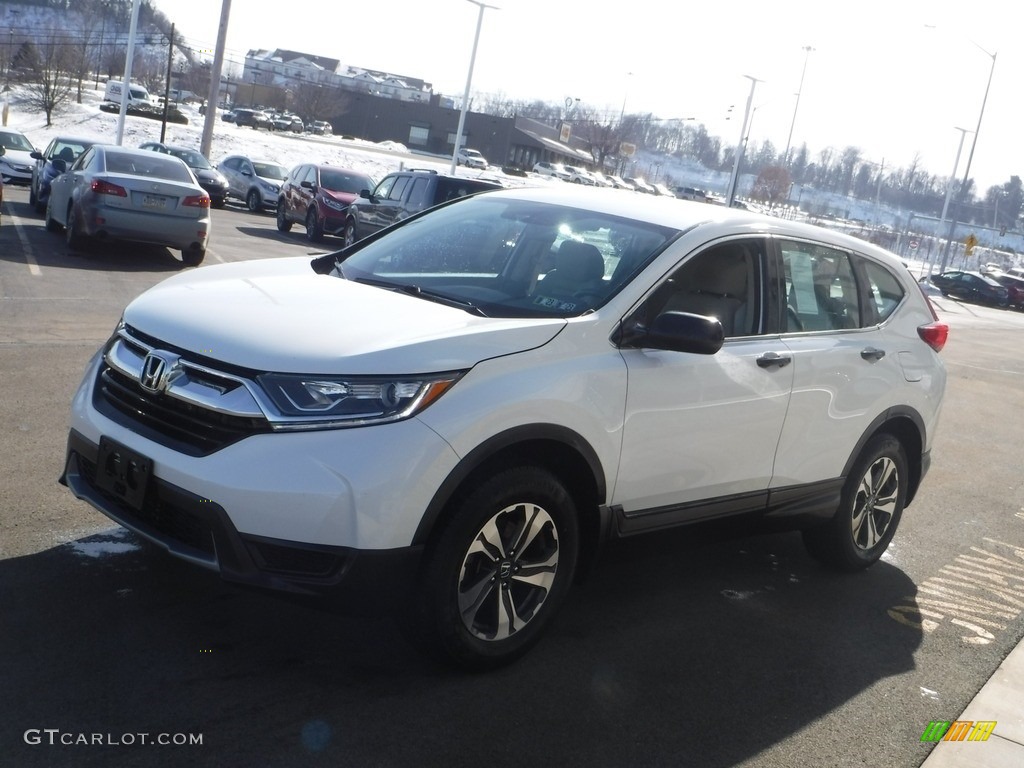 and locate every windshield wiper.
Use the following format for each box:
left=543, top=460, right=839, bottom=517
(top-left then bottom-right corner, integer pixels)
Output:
left=395, top=284, right=489, bottom=317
